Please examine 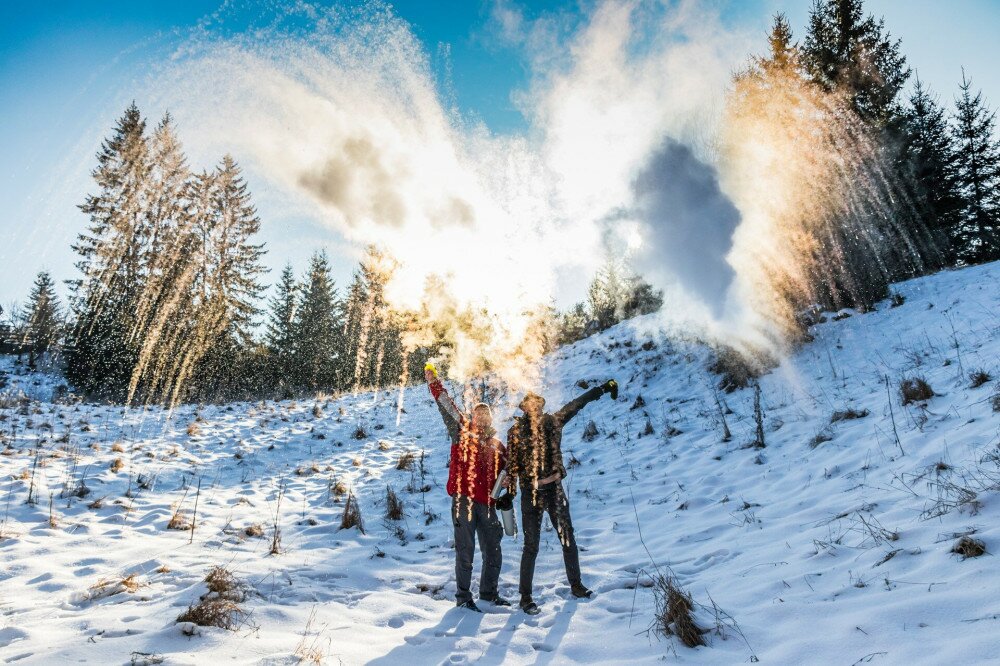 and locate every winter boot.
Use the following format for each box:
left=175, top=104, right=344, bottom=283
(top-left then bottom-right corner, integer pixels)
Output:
left=519, top=597, right=541, bottom=616
left=481, top=594, right=511, bottom=607
left=457, top=599, right=483, bottom=613
left=570, top=583, right=593, bottom=599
